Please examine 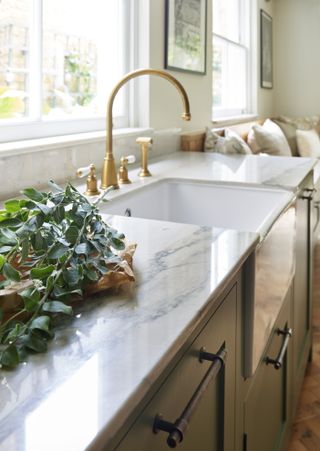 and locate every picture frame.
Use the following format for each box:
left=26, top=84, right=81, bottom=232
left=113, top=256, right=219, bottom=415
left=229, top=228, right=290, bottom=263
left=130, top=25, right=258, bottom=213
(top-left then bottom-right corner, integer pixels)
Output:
left=165, top=0, right=207, bottom=75
left=260, top=9, right=273, bottom=89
